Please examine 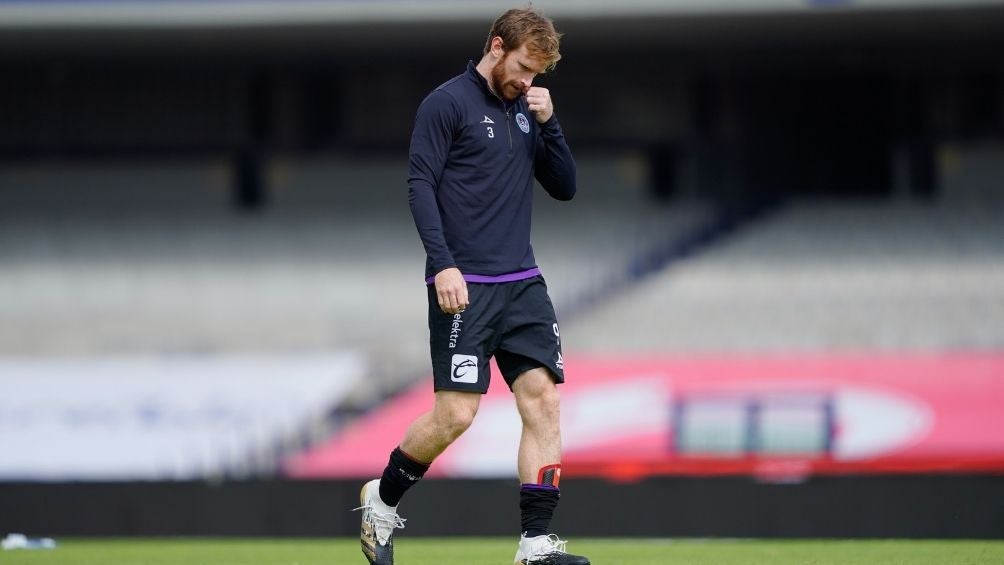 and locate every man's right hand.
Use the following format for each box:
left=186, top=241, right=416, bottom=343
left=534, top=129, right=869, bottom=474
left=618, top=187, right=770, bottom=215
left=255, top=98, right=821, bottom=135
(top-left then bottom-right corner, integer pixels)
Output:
left=435, top=267, right=469, bottom=315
